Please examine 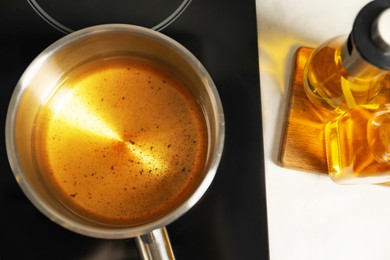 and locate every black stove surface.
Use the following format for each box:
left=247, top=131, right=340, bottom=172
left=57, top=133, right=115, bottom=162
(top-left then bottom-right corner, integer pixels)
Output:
left=0, top=1, right=269, bottom=259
